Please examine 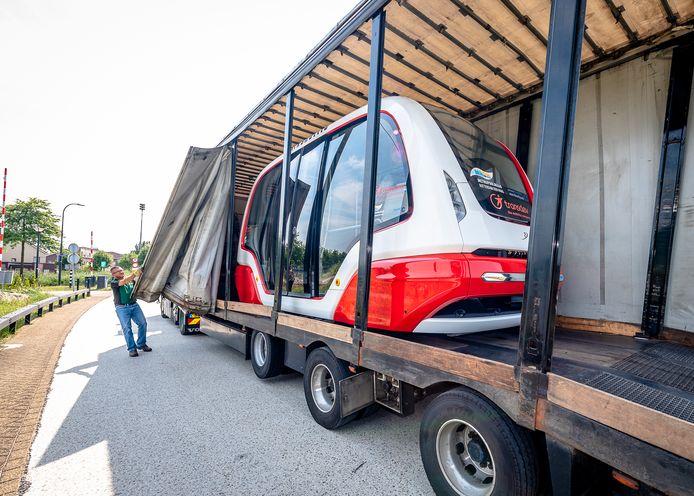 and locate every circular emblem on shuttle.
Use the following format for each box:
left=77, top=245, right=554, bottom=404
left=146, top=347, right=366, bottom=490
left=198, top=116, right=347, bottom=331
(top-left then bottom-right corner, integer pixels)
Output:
left=489, top=193, right=503, bottom=210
